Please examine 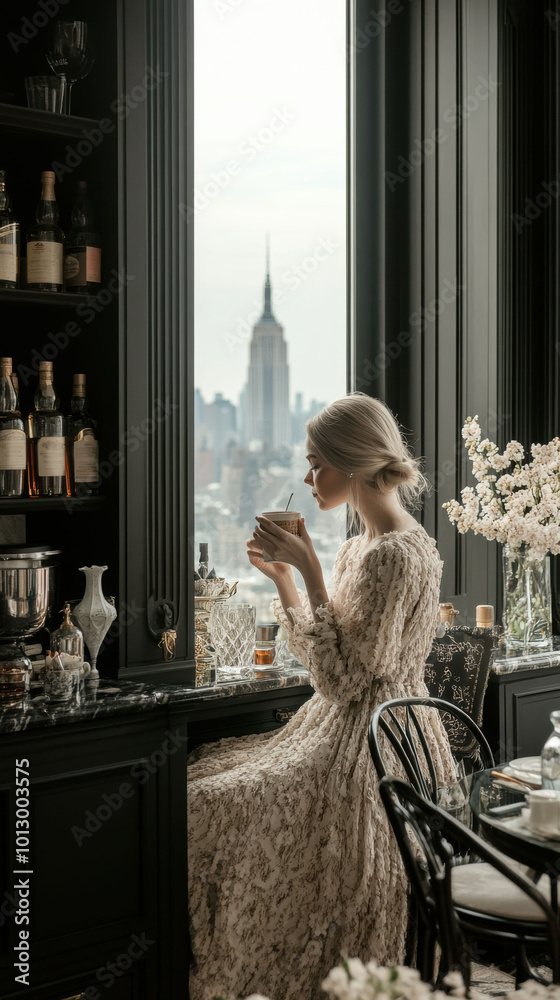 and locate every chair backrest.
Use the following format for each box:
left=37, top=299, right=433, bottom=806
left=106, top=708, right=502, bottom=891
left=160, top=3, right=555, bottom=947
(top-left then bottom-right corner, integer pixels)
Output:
left=379, top=777, right=560, bottom=985
left=368, top=696, right=495, bottom=803
left=425, top=625, right=498, bottom=759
